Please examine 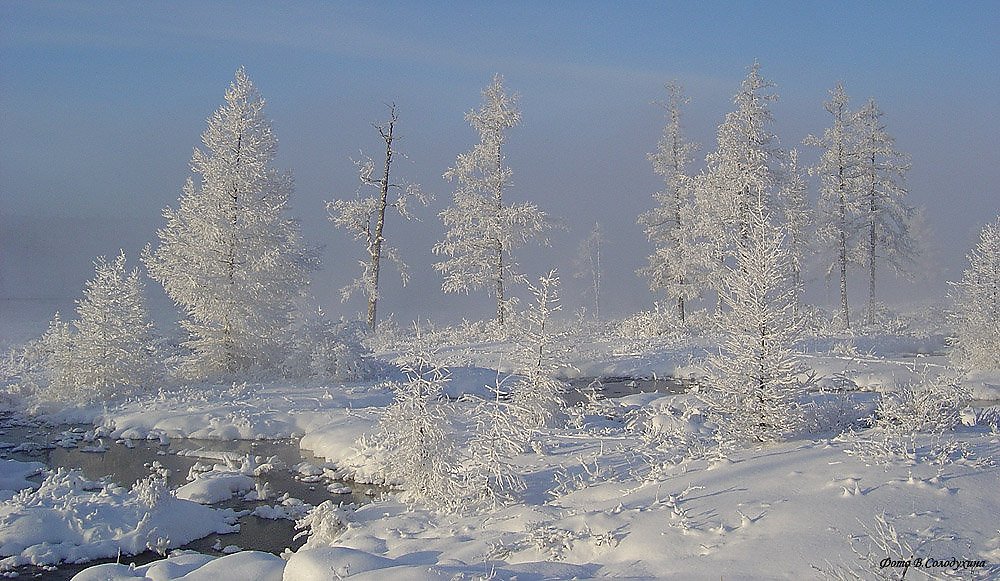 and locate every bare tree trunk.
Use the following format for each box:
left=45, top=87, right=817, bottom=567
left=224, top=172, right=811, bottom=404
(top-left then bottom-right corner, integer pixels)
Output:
left=837, top=163, right=851, bottom=330
left=367, top=106, right=397, bottom=331
left=494, top=144, right=505, bottom=328
left=224, top=132, right=243, bottom=371
left=866, top=171, right=877, bottom=328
